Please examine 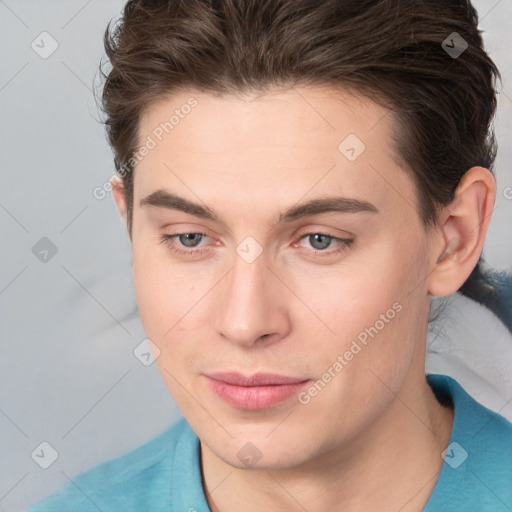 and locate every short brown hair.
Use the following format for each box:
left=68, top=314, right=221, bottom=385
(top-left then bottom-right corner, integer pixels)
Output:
left=99, top=0, right=504, bottom=316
